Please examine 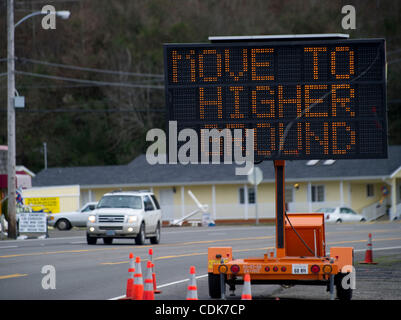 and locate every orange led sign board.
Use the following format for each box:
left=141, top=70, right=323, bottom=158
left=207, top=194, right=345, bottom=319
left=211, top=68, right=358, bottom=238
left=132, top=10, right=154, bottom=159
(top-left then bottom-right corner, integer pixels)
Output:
left=164, top=39, right=387, bottom=162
